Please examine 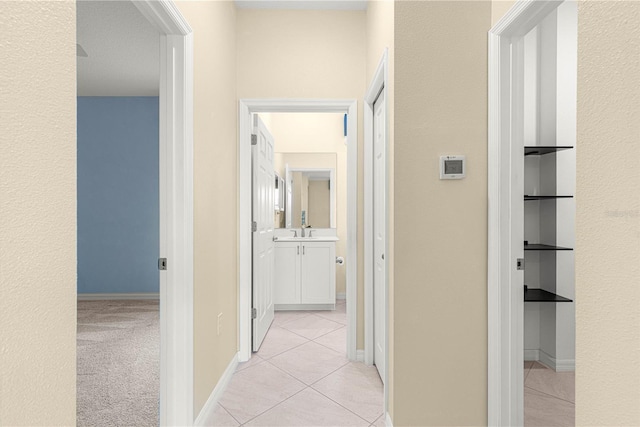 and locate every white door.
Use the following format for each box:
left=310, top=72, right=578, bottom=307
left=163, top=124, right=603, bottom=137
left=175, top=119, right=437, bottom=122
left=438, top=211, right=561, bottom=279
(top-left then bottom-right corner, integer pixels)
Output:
left=252, top=115, right=275, bottom=351
left=285, top=165, right=293, bottom=228
left=373, top=90, right=386, bottom=382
